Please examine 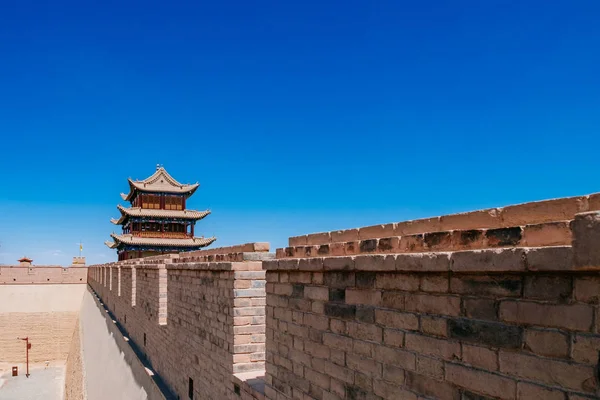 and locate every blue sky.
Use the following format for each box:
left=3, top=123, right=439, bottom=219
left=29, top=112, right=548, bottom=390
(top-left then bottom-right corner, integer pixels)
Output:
left=0, top=1, right=599, bottom=265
